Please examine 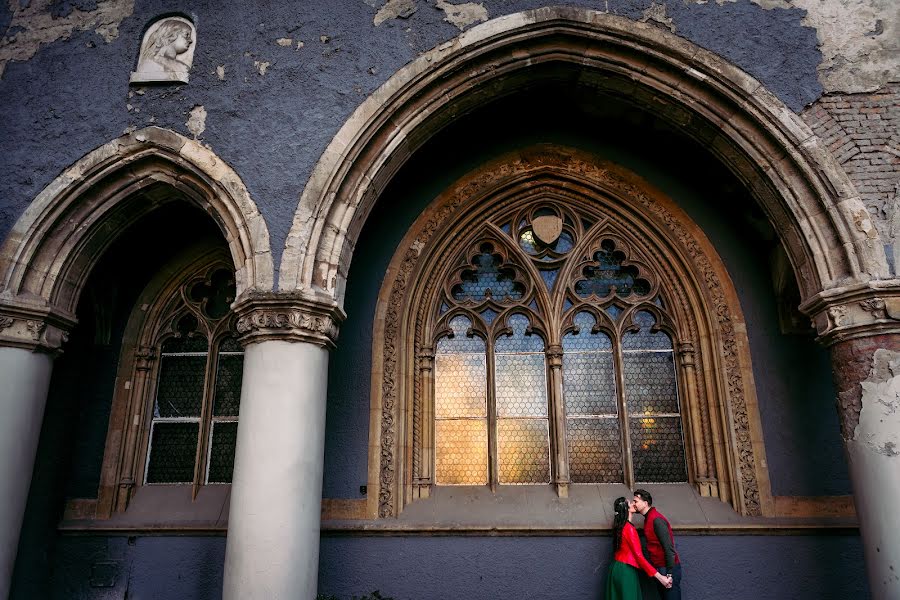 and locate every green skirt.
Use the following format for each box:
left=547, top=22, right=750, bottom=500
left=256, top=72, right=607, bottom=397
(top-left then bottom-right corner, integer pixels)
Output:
left=605, top=560, right=643, bottom=600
